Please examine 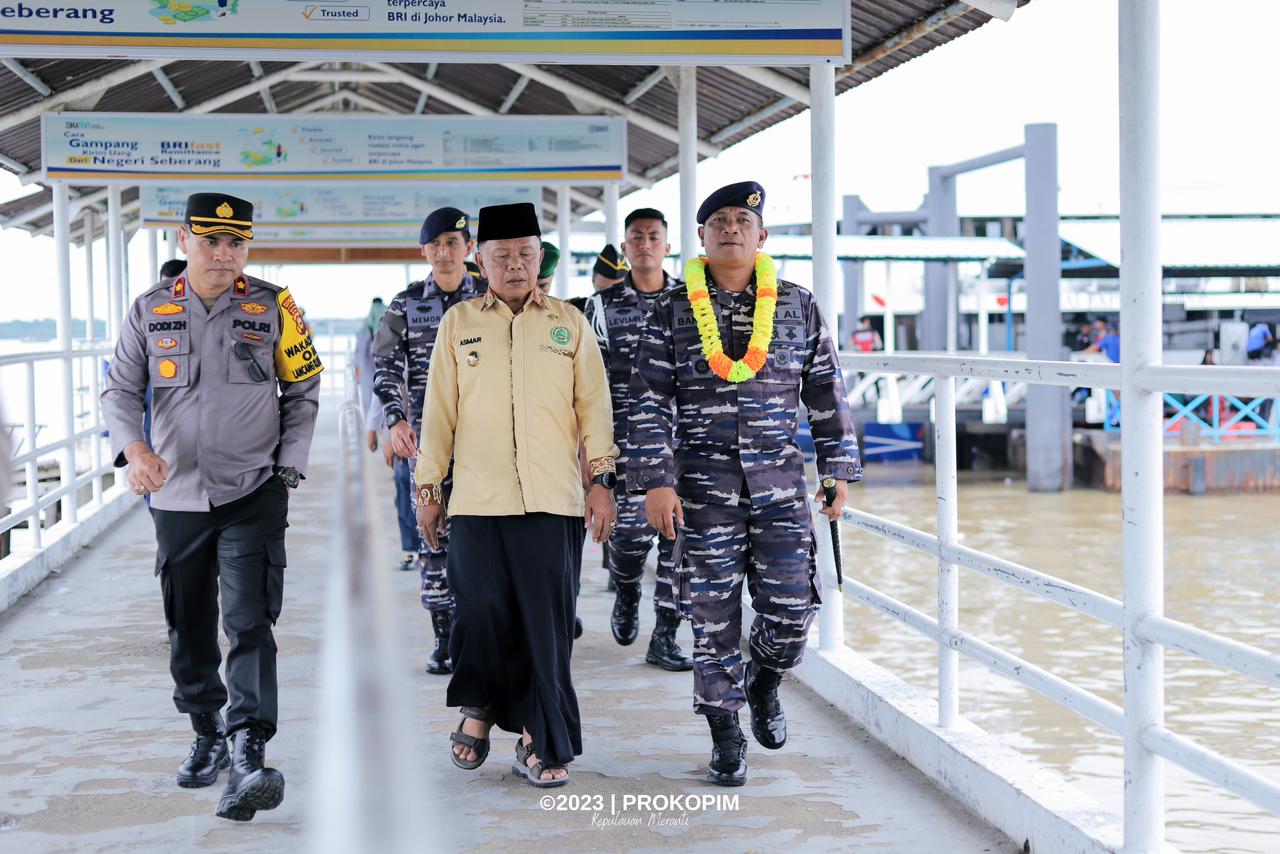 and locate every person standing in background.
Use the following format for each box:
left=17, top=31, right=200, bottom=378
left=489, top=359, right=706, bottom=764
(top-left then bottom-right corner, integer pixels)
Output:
left=373, top=207, right=486, bottom=675
left=355, top=297, right=386, bottom=451
left=583, top=207, right=691, bottom=671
